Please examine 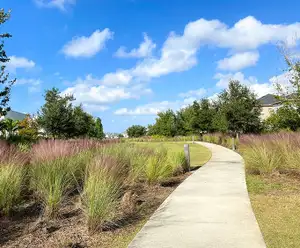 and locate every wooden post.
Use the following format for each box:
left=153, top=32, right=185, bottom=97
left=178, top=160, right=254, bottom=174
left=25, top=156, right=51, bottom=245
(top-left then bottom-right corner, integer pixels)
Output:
left=232, top=137, right=235, bottom=151
left=184, top=144, right=191, bottom=171
left=192, top=135, right=195, bottom=144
